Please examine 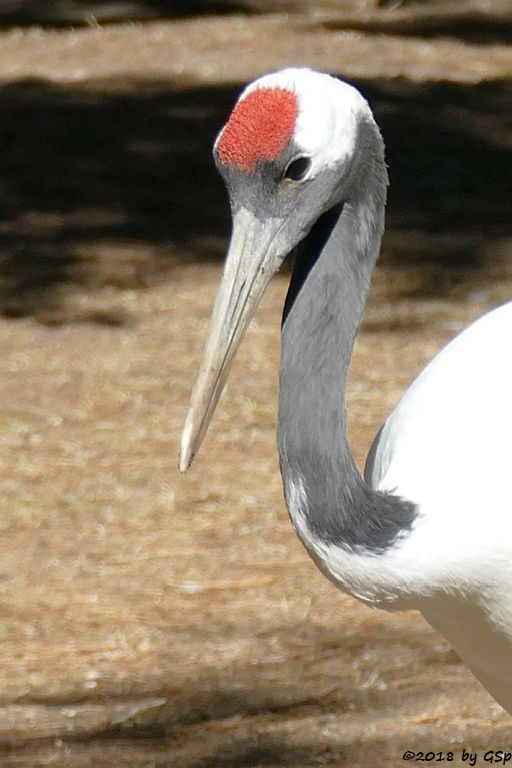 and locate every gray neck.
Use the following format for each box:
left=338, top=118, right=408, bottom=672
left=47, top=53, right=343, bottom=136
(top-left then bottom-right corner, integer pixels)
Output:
left=278, top=130, right=416, bottom=553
